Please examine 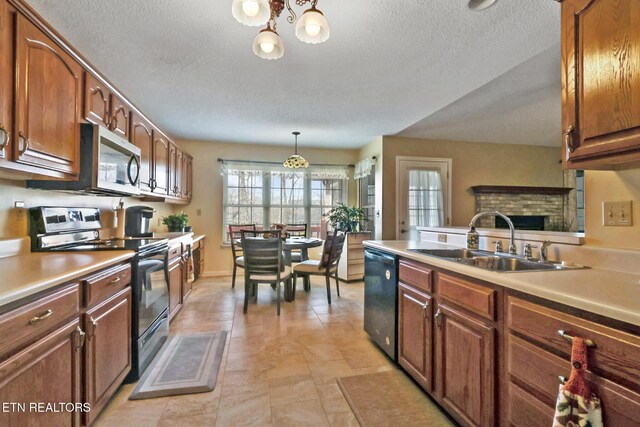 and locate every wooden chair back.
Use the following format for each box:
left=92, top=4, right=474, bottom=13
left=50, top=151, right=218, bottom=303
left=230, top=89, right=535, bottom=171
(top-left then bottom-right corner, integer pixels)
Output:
left=240, top=230, right=283, bottom=276
left=286, top=223, right=308, bottom=238
left=319, top=231, right=346, bottom=270
left=229, top=224, right=256, bottom=259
